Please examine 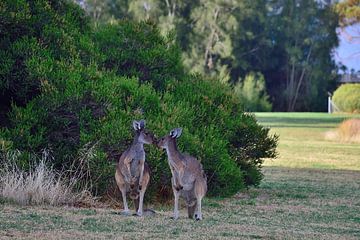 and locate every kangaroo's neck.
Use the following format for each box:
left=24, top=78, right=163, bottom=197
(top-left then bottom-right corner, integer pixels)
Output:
left=166, top=139, right=183, bottom=165
left=131, top=132, right=144, bottom=151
